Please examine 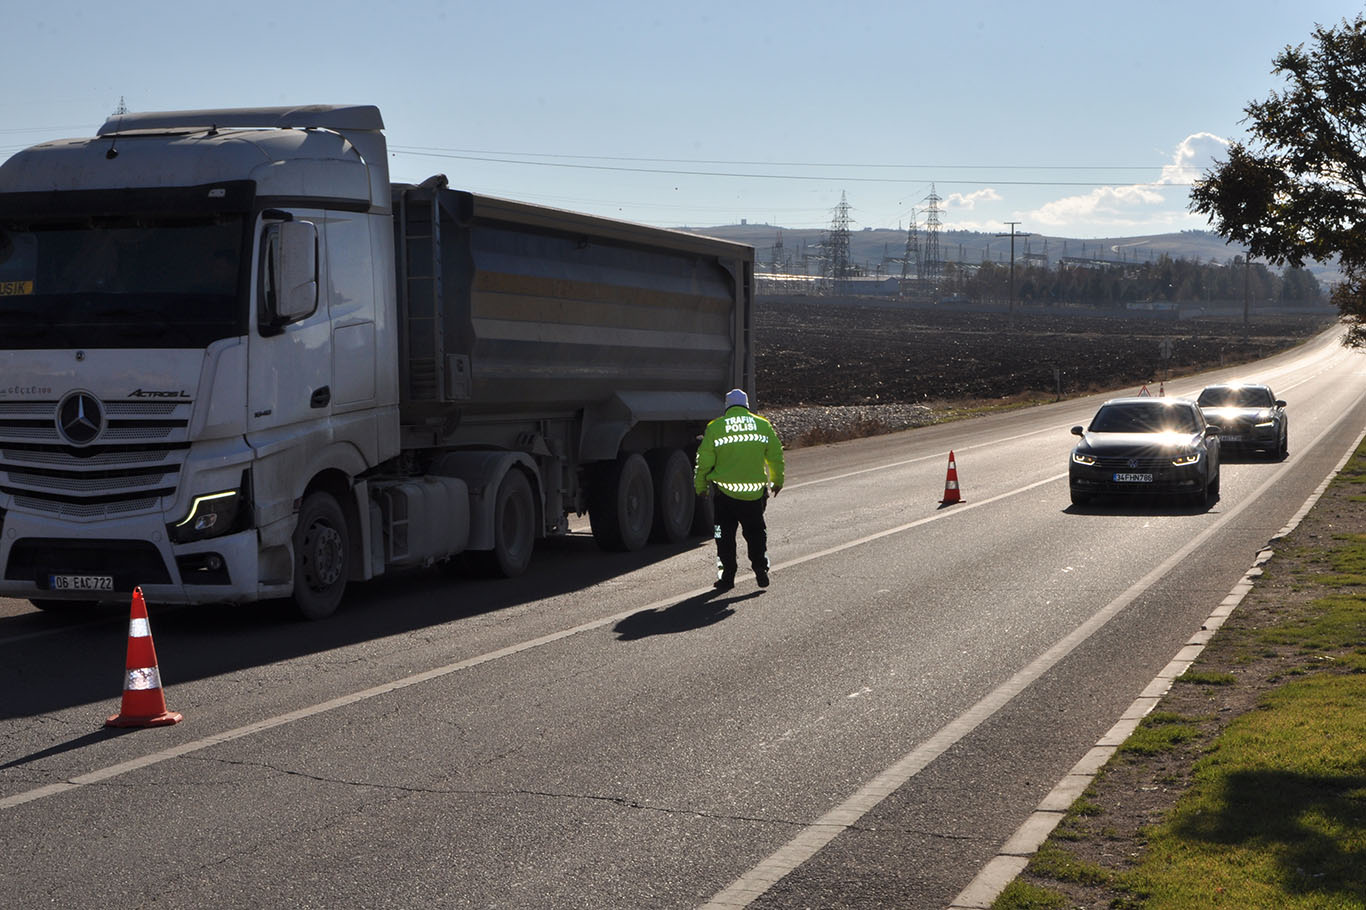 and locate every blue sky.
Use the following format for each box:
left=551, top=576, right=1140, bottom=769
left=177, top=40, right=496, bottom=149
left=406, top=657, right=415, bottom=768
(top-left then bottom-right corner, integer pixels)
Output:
left=4, top=0, right=1360, bottom=238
